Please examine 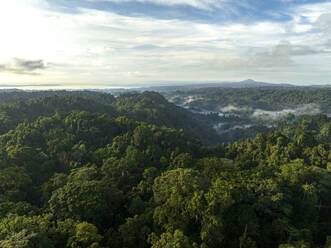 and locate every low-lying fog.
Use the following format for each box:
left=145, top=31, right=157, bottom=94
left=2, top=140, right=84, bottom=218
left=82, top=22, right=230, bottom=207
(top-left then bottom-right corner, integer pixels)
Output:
left=168, top=95, right=325, bottom=134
